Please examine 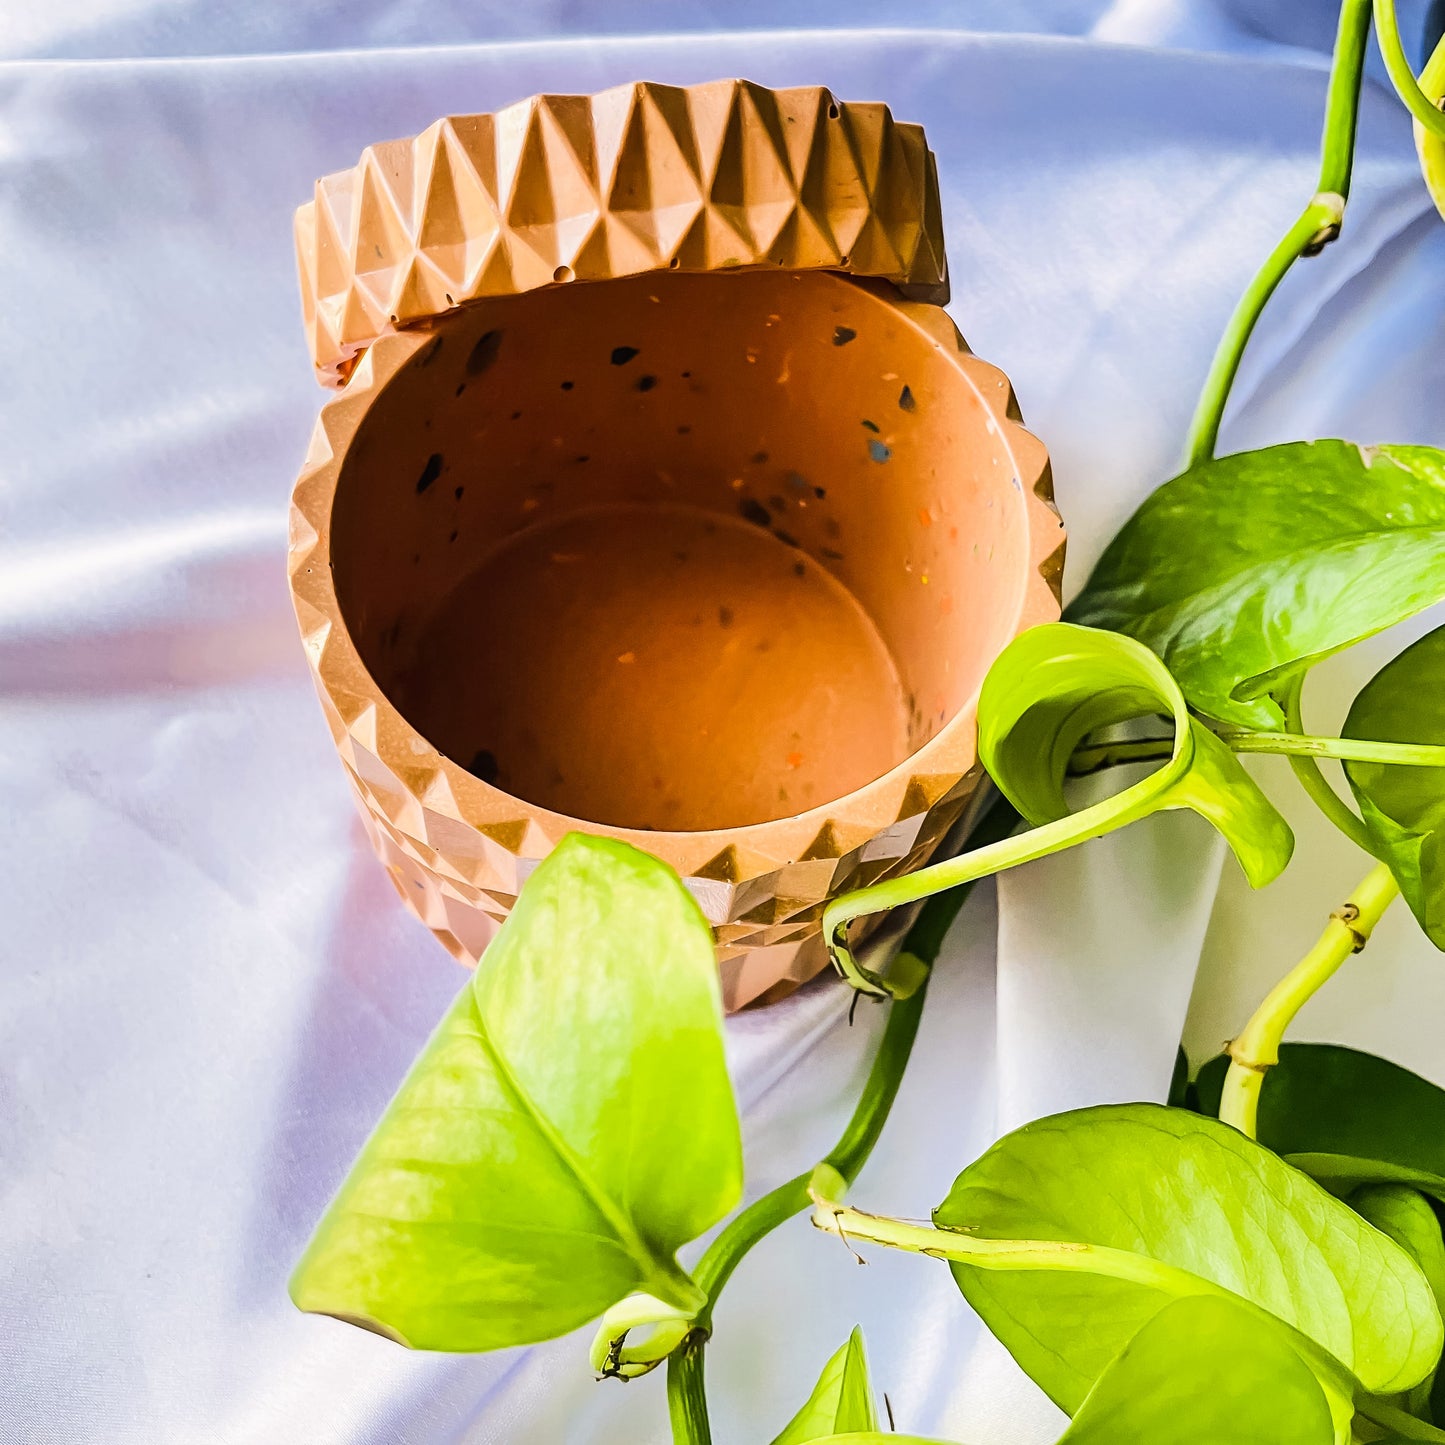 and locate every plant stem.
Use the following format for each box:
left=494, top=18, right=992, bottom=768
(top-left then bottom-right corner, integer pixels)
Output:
left=1280, top=675, right=1377, bottom=854
left=809, top=1196, right=1359, bottom=1410
left=1219, top=861, right=1399, bottom=1137
left=1183, top=0, right=1371, bottom=466
left=1223, top=730, right=1445, bottom=766
left=1358, top=1395, right=1445, bottom=1441
left=668, top=1343, right=713, bottom=1445
left=1375, top=0, right=1445, bottom=141
left=1069, top=728, right=1445, bottom=778
left=825, top=779, right=1186, bottom=997
left=663, top=798, right=1015, bottom=1445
